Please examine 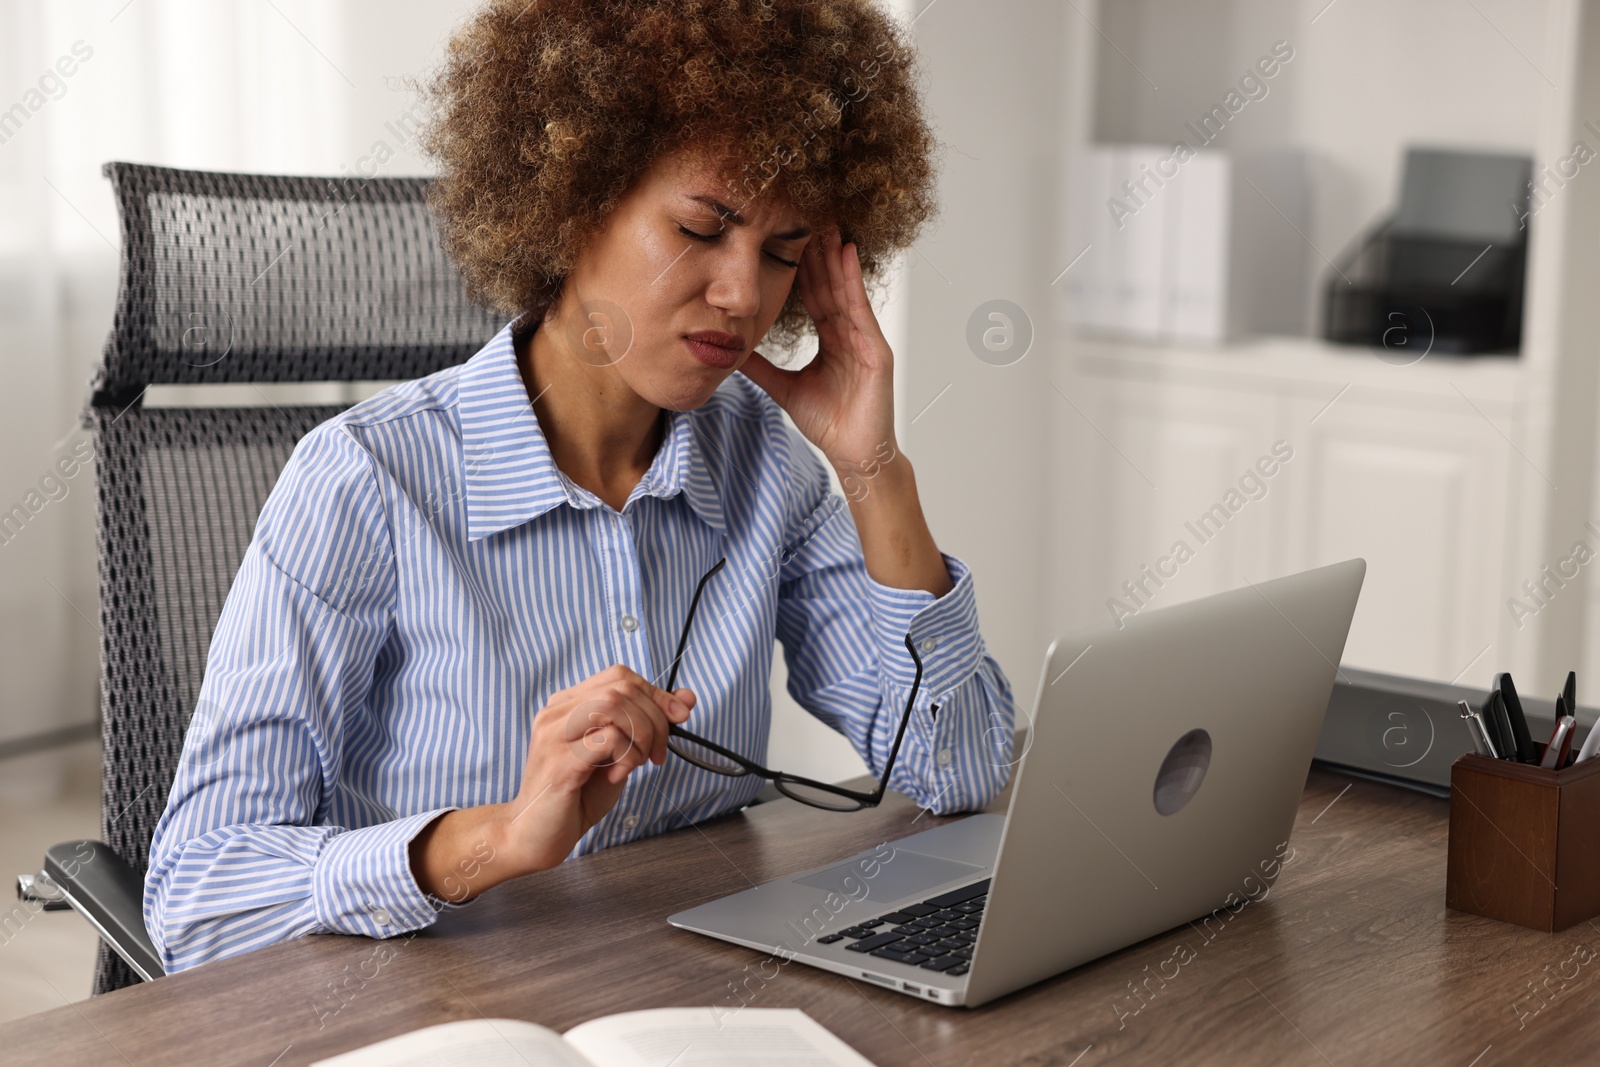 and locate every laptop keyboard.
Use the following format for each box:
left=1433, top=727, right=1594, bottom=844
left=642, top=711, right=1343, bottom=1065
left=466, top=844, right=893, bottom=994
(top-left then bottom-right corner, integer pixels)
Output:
left=814, top=878, right=989, bottom=977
